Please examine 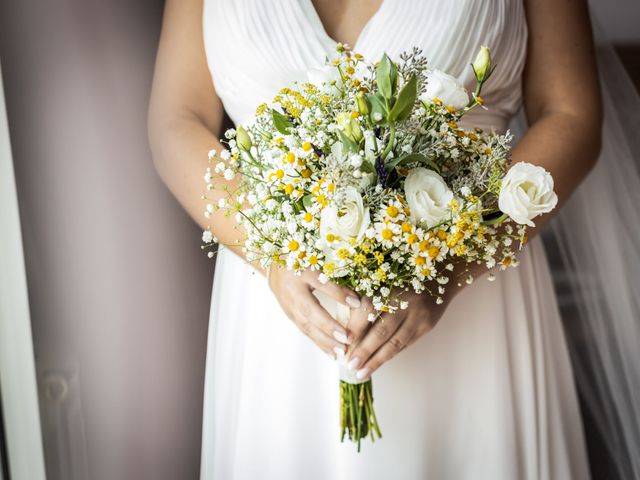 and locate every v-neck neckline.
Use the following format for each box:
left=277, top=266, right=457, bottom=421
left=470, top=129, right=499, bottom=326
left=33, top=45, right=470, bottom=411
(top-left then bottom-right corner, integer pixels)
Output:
left=304, top=0, right=385, bottom=51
